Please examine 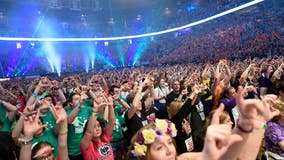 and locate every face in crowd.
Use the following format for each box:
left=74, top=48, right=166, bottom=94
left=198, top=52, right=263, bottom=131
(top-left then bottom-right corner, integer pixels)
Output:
left=32, top=142, right=54, bottom=160
left=159, top=79, right=166, bottom=88
left=173, top=81, right=180, bottom=93
left=148, top=133, right=176, bottom=160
